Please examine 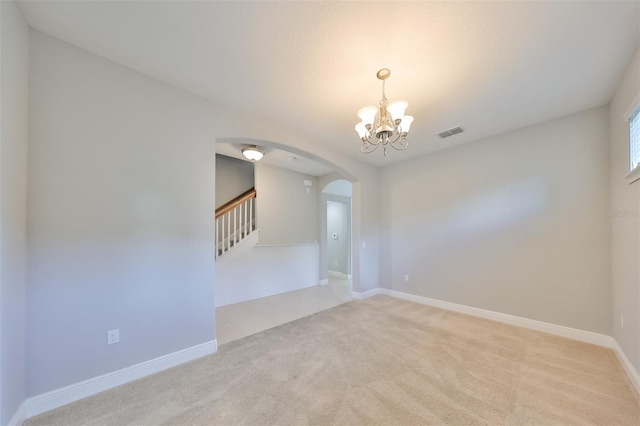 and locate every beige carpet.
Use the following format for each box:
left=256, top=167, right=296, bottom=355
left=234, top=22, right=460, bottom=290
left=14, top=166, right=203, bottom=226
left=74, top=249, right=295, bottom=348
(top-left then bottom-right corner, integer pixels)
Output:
left=27, top=295, right=640, bottom=425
